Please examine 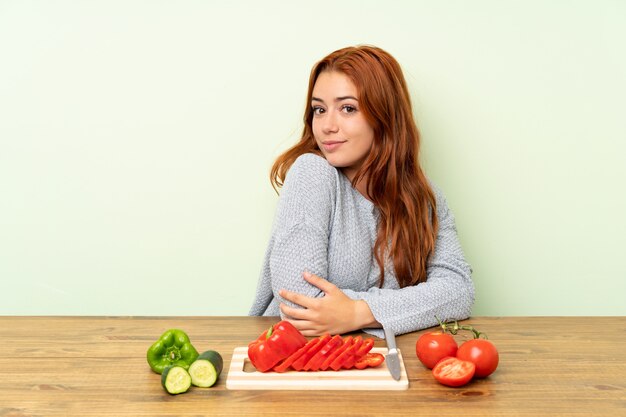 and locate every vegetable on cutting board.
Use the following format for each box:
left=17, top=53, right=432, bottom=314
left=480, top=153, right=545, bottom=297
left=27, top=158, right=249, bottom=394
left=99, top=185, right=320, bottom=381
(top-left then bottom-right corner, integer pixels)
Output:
left=146, top=329, right=199, bottom=374
left=161, top=365, right=192, bottom=395
left=247, top=321, right=385, bottom=373
left=247, top=320, right=308, bottom=372
left=189, top=350, right=224, bottom=388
